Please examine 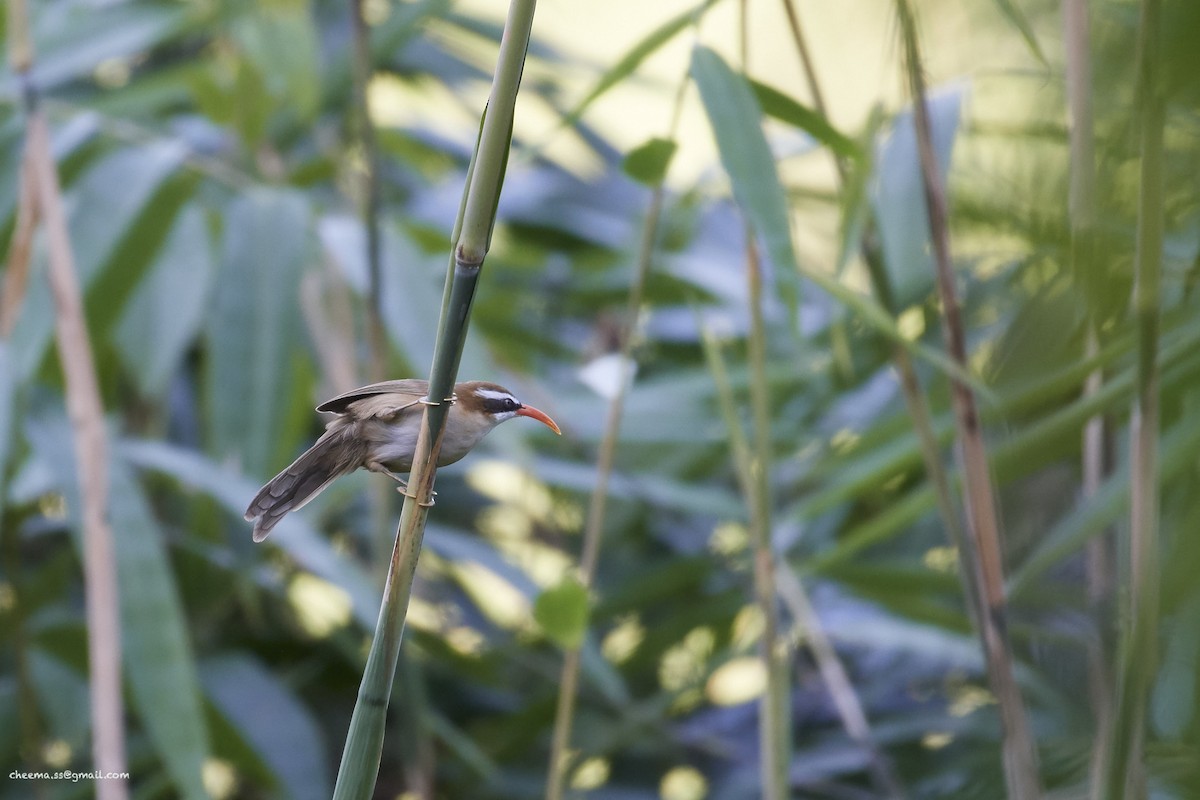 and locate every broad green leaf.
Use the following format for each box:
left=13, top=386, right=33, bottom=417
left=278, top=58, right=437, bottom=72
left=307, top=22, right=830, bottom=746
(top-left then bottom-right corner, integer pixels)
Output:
left=622, top=137, right=678, bottom=186
left=1152, top=593, right=1200, bottom=738
left=9, top=141, right=188, bottom=380
left=534, top=575, right=590, bottom=649
left=22, top=4, right=191, bottom=91
left=691, top=46, right=800, bottom=320
left=231, top=4, right=321, bottom=121
left=201, top=653, right=330, bottom=800
left=0, top=345, right=14, bottom=512
left=28, top=649, right=92, bottom=753
left=115, top=205, right=214, bottom=397
left=750, top=81, right=860, bottom=160
left=205, top=188, right=311, bottom=478
left=119, top=439, right=379, bottom=628
left=870, top=87, right=963, bottom=309
left=25, top=415, right=210, bottom=800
